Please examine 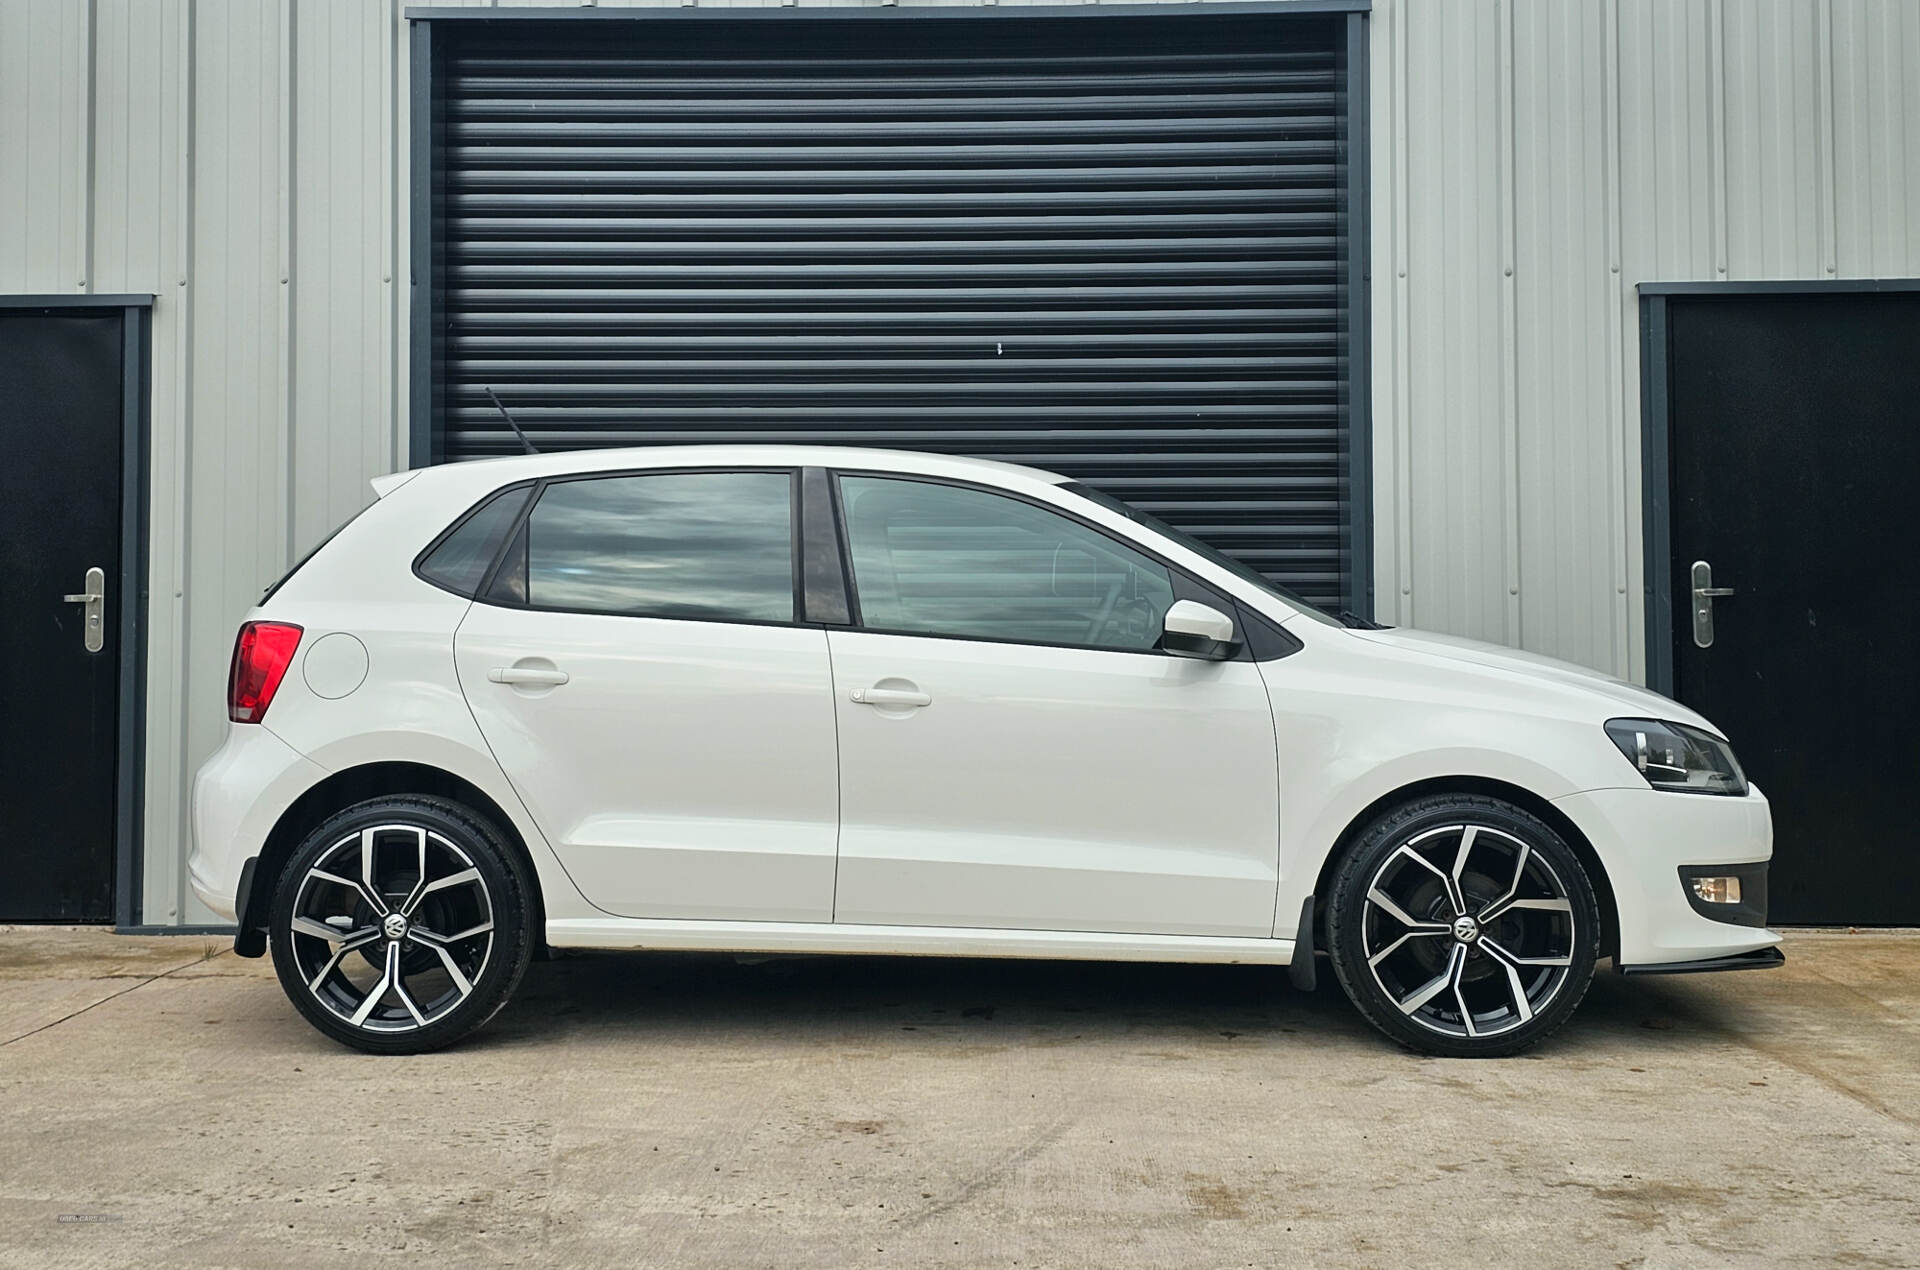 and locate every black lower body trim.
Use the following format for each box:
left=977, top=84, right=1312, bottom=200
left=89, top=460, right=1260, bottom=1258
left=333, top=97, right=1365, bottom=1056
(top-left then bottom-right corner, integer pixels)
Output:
left=1616, top=946, right=1784, bottom=975
left=1287, top=895, right=1316, bottom=992
left=232, top=856, right=267, bottom=958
